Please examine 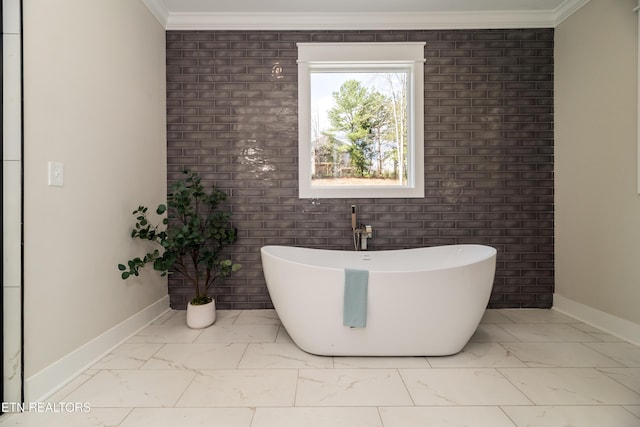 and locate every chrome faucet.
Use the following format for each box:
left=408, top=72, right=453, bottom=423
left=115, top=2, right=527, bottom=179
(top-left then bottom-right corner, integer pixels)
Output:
left=351, top=205, right=372, bottom=251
